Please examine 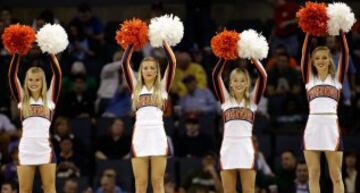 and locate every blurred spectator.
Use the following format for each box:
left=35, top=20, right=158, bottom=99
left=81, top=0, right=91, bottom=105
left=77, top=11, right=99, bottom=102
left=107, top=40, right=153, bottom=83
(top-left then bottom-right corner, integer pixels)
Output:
left=1, top=181, right=17, bottom=193
left=178, top=75, right=218, bottom=114
left=96, top=50, right=123, bottom=110
left=1, top=146, right=18, bottom=183
left=62, top=61, right=97, bottom=94
left=266, top=44, right=299, bottom=70
left=180, top=152, right=222, bottom=193
left=51, top=116, right=81, bottom=155
left=273, top=150, right=297, bottom=193
left=60, top=74, right=95, bottom=118
left=343, top=151, right=360, bottom=193
left=67, top=22, right=97, bottom=62
left=165, top=174, right=176, bottom=193
left=0, top=114, right=16, bottom=134
left=102, top=88, right=131, bottom=117
left=57, top=136, right=82, bottom=170
left=172, top=51, right=208, bottom=97
left=253, top=136, right=274, bottom=177
left=57, top=161, right=80, bottom=178
left=96, top=175, right=125, bottom=193
left=95, top=118, right=131, bottom=160
left=252, top=136, right=274, bottom=192
left=96, top=50, right=131, bottom=117
left=269, top=0, right=300, bottom=57
left=32, top=9, right=59, bottom=31
left=293, top=162, right=309, bottom=193
left=176, top=114, right=215, bottom=157
left=326, top=36, right=357, bottom=106
left=63, top=178, right=79, bottom=193
left=1, top=7, right=18, bottom=27
left=70, top=3, right=104, bottom=44
left=266, top=53, right=303, bottom=117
